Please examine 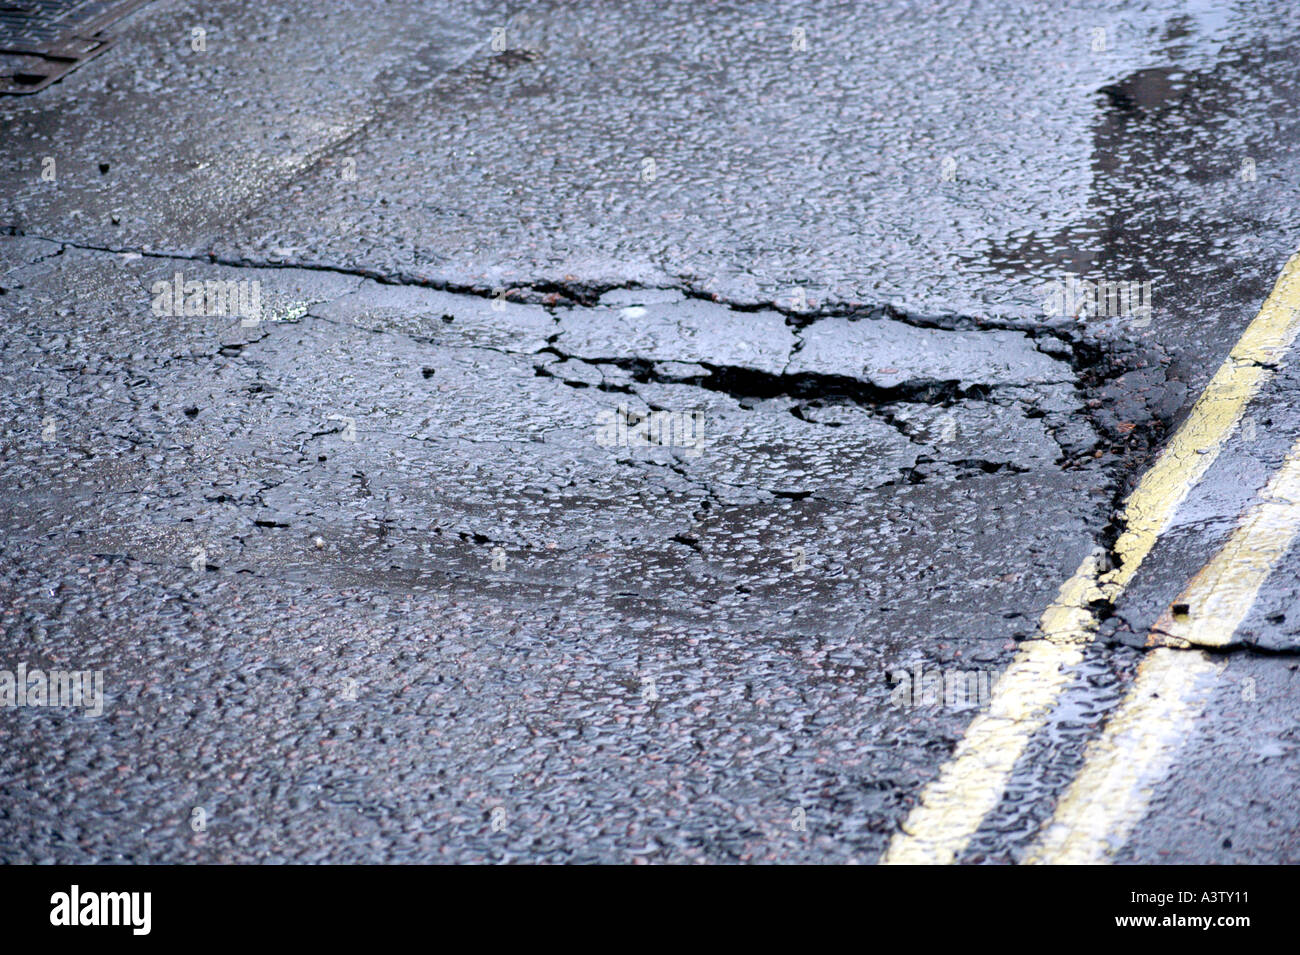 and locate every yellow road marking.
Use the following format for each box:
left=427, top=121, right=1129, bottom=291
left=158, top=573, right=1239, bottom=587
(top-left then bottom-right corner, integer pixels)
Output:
left=881, top=248, right=1300, bottom=865
left=1151, top=432, right=1300, bottom=648
left=1032, top=431, right=1300, bottom=861
left=881, top=552, right=1103, bottom=864
left=1106, top=251, right=1300, bottom=592
left=1025, top=648, right=1223, bottom=864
